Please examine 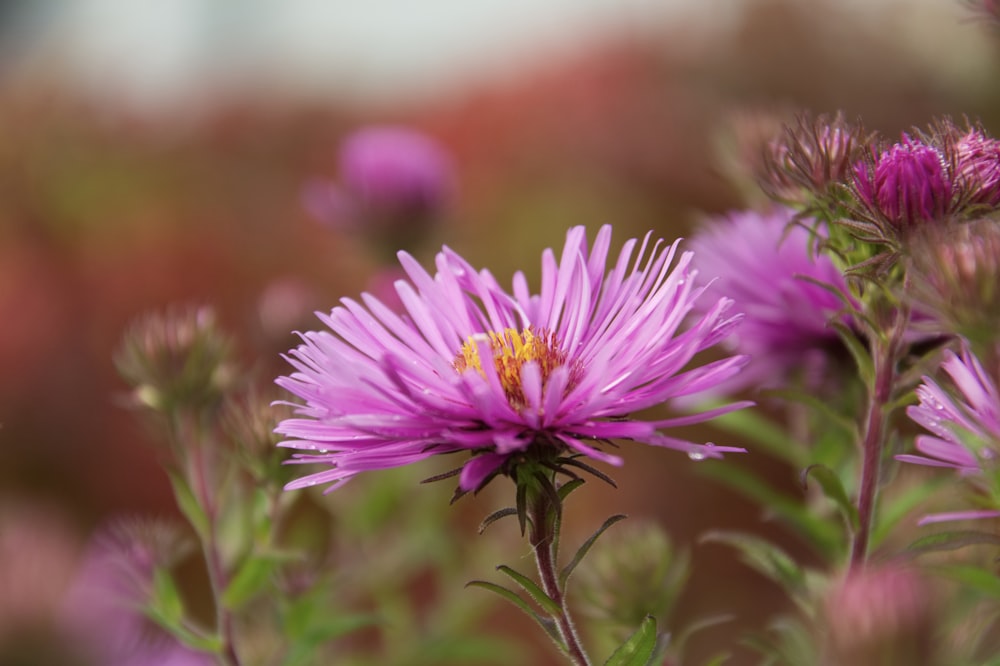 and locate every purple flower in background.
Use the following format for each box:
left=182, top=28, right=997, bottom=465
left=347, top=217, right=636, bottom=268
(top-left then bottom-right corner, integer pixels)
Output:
left=303, top=125, right=454, bottom=250
left=688, top=207, right=851, bottom=393
left=898, top=346, right=1000, bottom=524
left=275, top=225, right=750, bottom=494
left=61, top=522, right=213, bottom=666
left=852, top=135, right=954, bottom=231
